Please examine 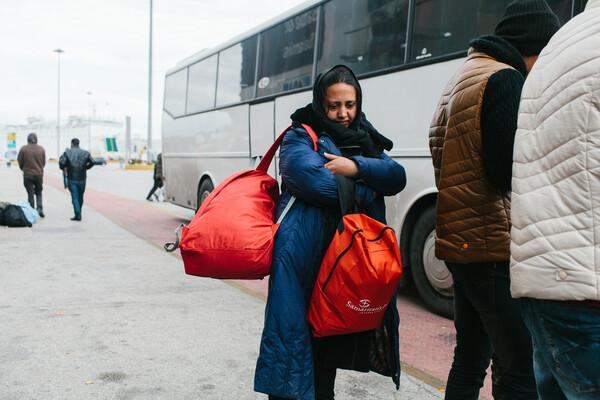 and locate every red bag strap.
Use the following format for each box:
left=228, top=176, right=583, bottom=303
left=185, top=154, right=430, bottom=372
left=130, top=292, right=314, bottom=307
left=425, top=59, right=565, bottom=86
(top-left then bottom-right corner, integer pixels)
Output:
left=302, top=124, right=319, bottom=151
left=256, top=124, right=318, bottom=172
